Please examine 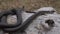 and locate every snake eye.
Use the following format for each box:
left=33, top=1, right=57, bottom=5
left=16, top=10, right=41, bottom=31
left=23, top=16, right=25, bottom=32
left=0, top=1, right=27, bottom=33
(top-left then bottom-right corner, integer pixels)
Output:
left=45, top=19, right=54, bottom=26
